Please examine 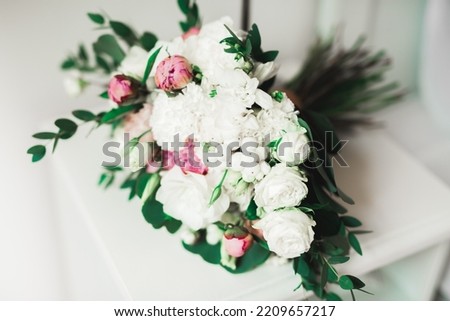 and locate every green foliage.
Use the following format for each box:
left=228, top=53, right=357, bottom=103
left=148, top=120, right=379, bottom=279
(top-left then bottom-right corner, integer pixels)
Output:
left=140, top=32, right=158, bottom=51
left=348, top=232, right=362, bottom=255
left=110, top=20, right=138, bottom=47
left=142, top=47, right=162, bottom=84
left=100, top=104, right=141, bottom=124
left=87, top=13, right=105, bottom=25
left=178, top=0, right=201, bottom=32
left=285, top=36, right=403, bottom=129
left=72, top=110, right=97, bottom=122
left=27, top=145, right=46, bottom=162
left=93, top=34, right=125, bottom=66
left=341, top=216, right=362, bottom=227
left=32, top=132, right=57, bottom=140
left=339, top=275, right=365, bottom=290
left=245, top=199, right=258, bottom=220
